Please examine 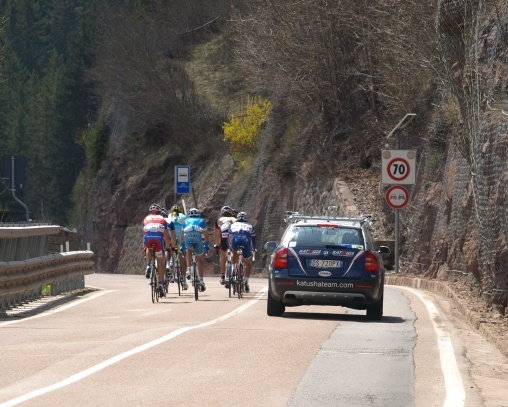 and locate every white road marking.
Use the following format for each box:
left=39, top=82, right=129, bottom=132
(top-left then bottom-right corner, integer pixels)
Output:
left=0, top=287, right=268, bottom=407
left=0, top=290, right=114, bottom=327
left=398, top=286, right=465, bottom=407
